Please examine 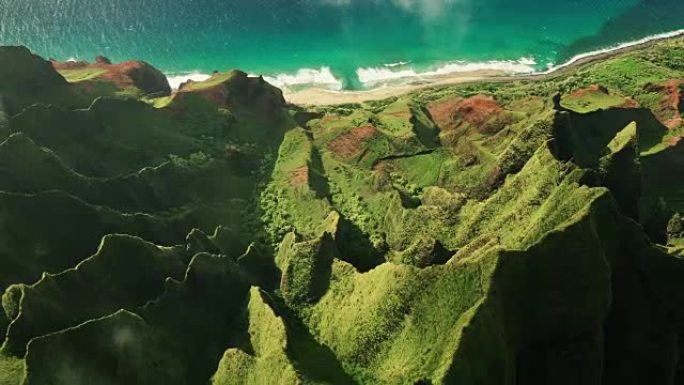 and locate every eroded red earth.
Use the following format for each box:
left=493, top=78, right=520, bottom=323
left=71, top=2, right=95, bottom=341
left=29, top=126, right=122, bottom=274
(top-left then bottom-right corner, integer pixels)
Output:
left=290, top=165, right=310, bottom=186
left=428, top=95, right=503, bottom=132
left=51, top=57, right=169, bottom=95
left=327, top=124, right=377, bottom=159
left=654, top=80, right=684, bottom=129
